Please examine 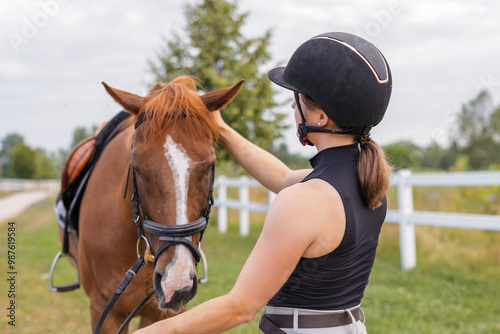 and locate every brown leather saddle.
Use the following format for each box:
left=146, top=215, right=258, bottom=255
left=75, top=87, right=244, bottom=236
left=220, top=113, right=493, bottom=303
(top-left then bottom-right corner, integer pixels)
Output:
left=57, top=111, right=131, bottom=237
left=61, top=137, right=96, bottom=194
